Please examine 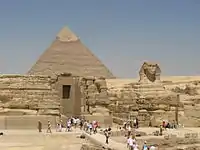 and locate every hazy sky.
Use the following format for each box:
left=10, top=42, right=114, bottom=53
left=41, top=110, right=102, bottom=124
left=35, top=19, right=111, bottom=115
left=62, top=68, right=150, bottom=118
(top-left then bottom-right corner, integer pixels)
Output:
left=0, top=0, right=199, bottom=78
